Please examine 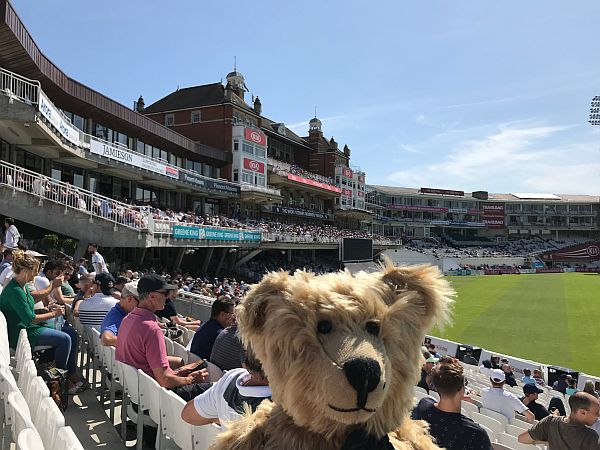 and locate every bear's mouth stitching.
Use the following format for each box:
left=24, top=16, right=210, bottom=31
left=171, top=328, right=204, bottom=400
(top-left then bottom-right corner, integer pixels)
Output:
left=328, top=404, right=376, bottom=413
